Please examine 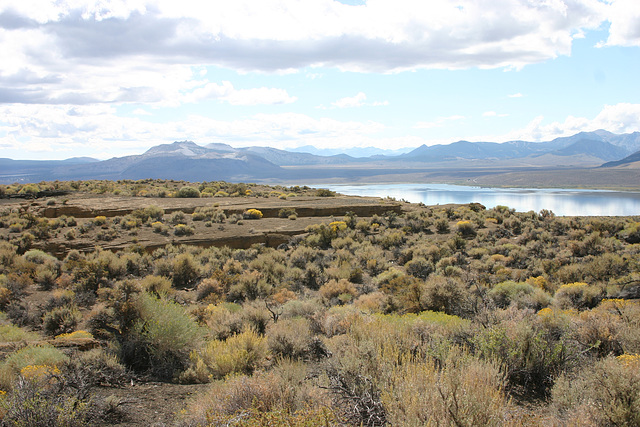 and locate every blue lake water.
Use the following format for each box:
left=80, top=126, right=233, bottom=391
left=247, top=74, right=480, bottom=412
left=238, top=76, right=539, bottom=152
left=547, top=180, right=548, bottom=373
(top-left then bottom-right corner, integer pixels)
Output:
left=323, top=184, right=640, bottom=217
